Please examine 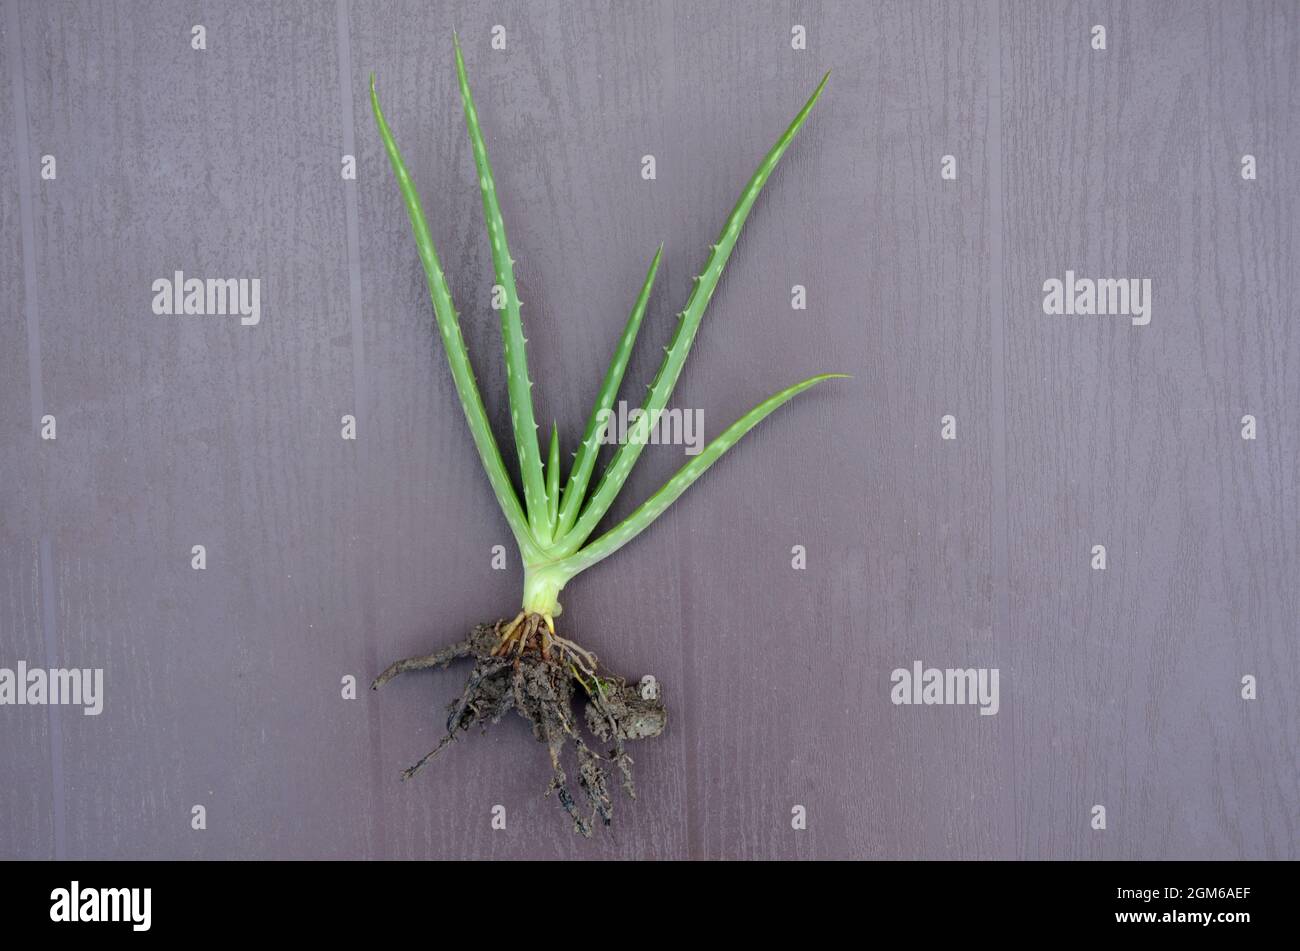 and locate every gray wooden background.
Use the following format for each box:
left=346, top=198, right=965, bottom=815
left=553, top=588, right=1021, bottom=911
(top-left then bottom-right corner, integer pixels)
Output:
left=2, top=0, right=1296, bottom=860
